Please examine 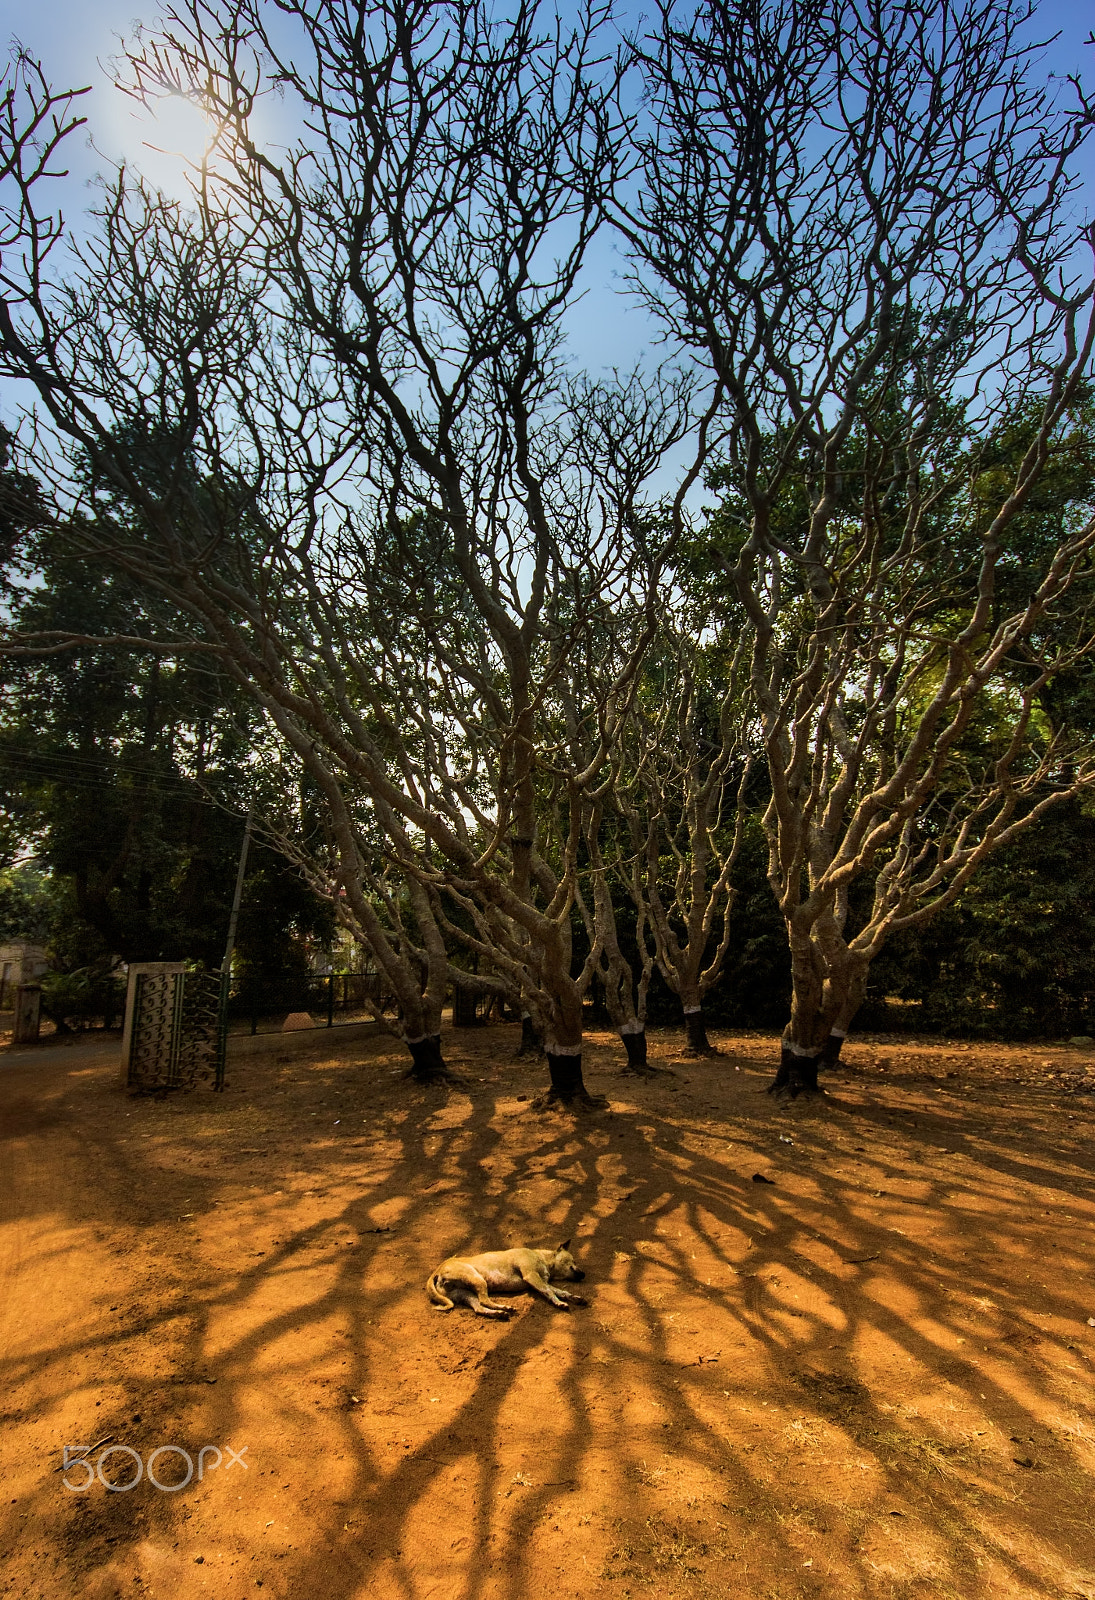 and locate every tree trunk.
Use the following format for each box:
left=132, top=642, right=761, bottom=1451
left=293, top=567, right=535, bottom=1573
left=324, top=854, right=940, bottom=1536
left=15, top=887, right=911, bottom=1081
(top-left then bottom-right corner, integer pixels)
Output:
left=405, top=1033, right=448, bottom=1083
left=515, top=1012, right=544, bottom=1058
left=767, top=1040, right=821, bottom=1097
left=817, top=1030, right=846, bottom=1071
left=768, top=925, right=863, bottom=1094
left=541, top=1046, right=604, bottom=1109
left=684, top=1005, right=716, bottom=1055
left=577, top=807, right=655, bottom=1076
left=768, top=1024, right=851, bottom=1095
left=619, top=1021, right=652, bottom=1075
left=621, top=1028, right=647, bottom=1070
